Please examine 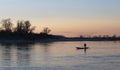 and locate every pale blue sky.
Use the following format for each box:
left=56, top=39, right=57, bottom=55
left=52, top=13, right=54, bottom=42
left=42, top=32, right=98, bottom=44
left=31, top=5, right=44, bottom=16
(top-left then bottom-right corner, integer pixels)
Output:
left=0, top=0, right=120, bottom=36
left=0, top=0, right=120, bottom=17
